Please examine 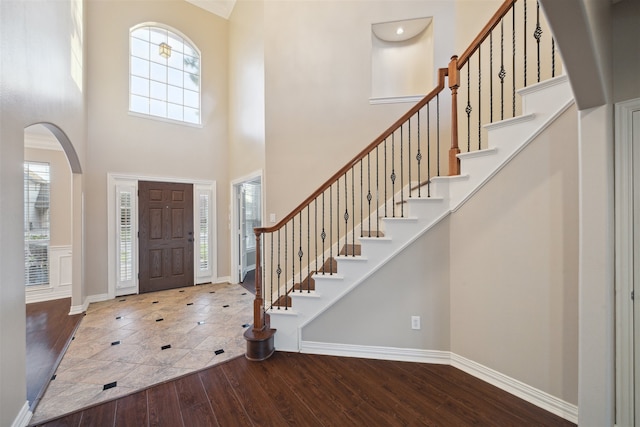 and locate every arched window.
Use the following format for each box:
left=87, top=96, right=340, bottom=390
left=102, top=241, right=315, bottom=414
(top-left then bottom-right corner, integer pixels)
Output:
left=129, top=24, right=201, bottom=125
